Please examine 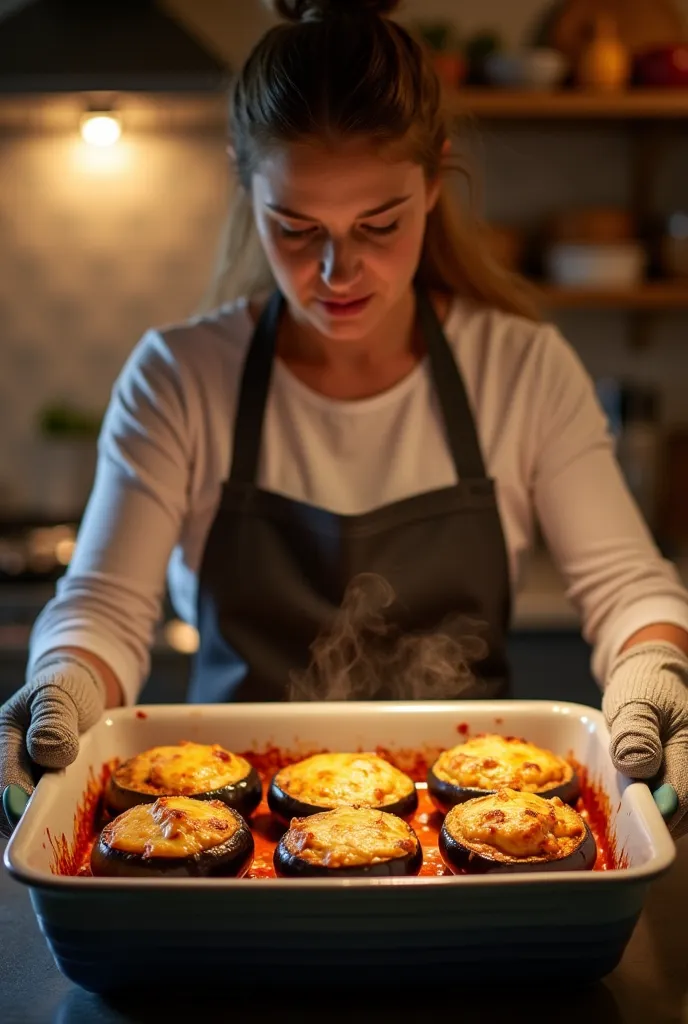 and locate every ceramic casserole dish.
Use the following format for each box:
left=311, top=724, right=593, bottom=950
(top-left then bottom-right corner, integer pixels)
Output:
left=4, top=700, right=676, bottom=992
